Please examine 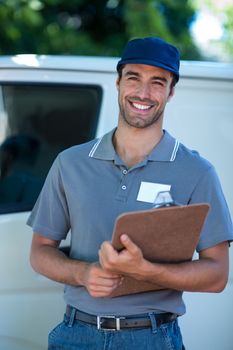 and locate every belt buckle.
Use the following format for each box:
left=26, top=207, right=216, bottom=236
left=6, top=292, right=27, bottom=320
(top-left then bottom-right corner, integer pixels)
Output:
left=97, top=315, right=125, bottom=331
